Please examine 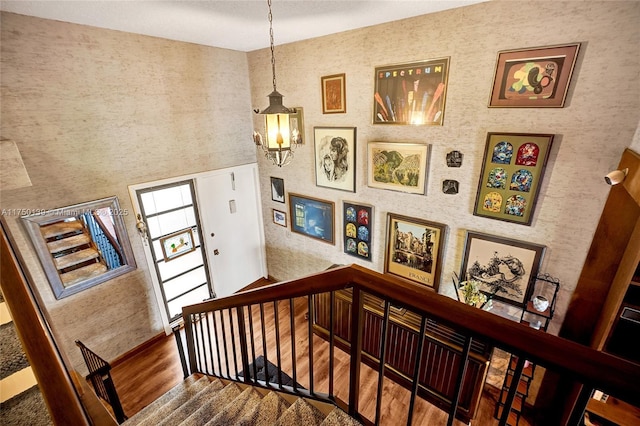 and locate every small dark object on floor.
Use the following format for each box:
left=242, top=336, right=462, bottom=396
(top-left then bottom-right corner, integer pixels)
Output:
left=239, top=355, right=303, bottom=389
